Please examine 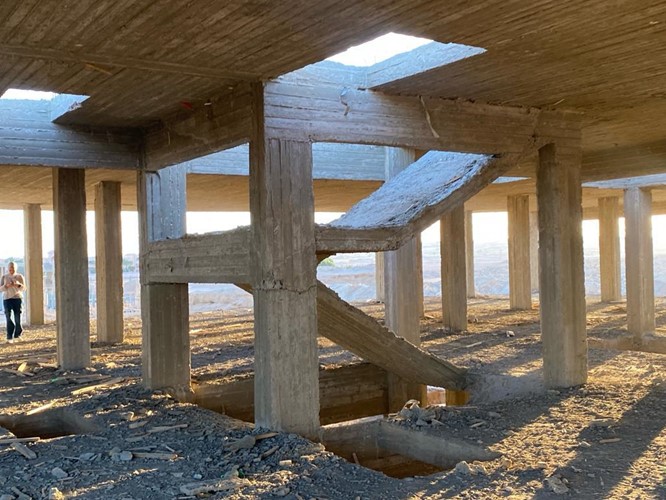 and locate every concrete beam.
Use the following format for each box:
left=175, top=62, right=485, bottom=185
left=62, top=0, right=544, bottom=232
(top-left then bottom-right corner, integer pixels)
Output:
left=508, top=194, right=532, bottom=310
left=183, top=143, right=386, bottom=181
left=138, top=165, right=190, bottom=392
left=598, top=196, right=622, bottom=302
left=441, top=205, right=467, bottom=331
left=23, top=204, right=44, bottom=326
left=624, top=188, right=655, bottom=338
left=0, top=42, right=257, bottom=81
left=143, top=228, right=251, bottom=284
left=537, top=143, right=587, bottom=388
left=53, top=168, right=90, bottom=369
left=0, top=100, right=141, bottom=169
left=95, top=181, right=124, bottom=343
left=144, top=84, right=253, bottom=170
left=264, top=79, right=581, bottom=155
